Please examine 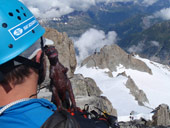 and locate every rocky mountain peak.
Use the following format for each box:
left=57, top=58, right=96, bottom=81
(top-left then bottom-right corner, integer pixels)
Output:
left=81, top=44, right=152, bottom=74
